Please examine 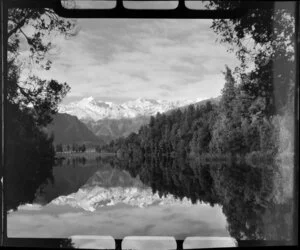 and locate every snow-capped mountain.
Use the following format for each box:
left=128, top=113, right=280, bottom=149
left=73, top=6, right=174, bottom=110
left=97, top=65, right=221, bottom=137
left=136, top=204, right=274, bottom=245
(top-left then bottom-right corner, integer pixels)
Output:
left=50, top=167, right=194, bottom=212
left=58, top=97, right=202, bottom=122
left=51, top=186, right=193, bottom=212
